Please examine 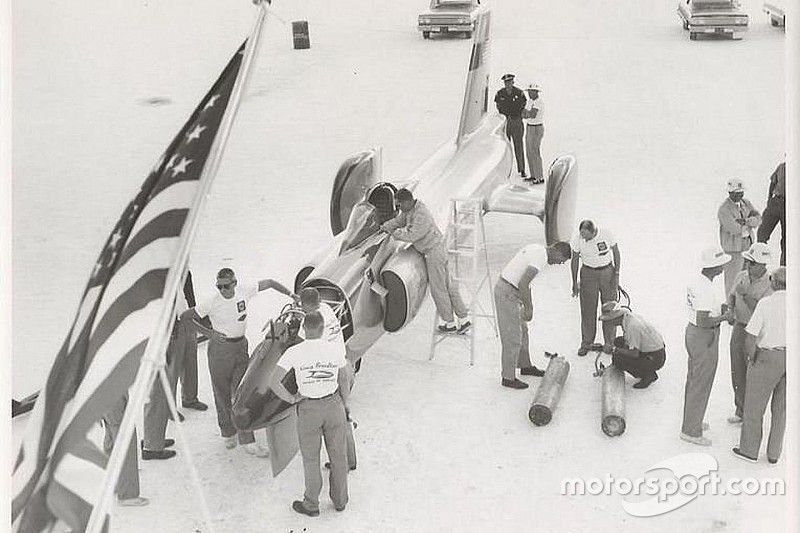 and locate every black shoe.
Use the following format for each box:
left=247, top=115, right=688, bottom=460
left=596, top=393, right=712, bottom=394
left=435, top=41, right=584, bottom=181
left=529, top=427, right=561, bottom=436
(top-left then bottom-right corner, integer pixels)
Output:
left=182, top=400, right=208, bottom=411
left=335, top=505, right=346, bottom=512
left=501, top=378, right=529, bottom=389
left=457, top=321, right=471, bottom=333
left=633, top=375, right=658, bottom=389
left=140, top=438, right=174, bottom=451
left=520, top=366, right=545, bottom=377
left=732, top=447, right=758, bottom=463
left=325, top=462, right=357, bottom=471
left=292, top=500, right=319, bottom=517
left=577, top=346, right=589, bottom=357
left=520, top=171, right=527, bottom=178
left=768, top=457, right=778, bottom=464
left=438, top=324, right=458, bottom=333
left=142, top=448, right=177, bottom=460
